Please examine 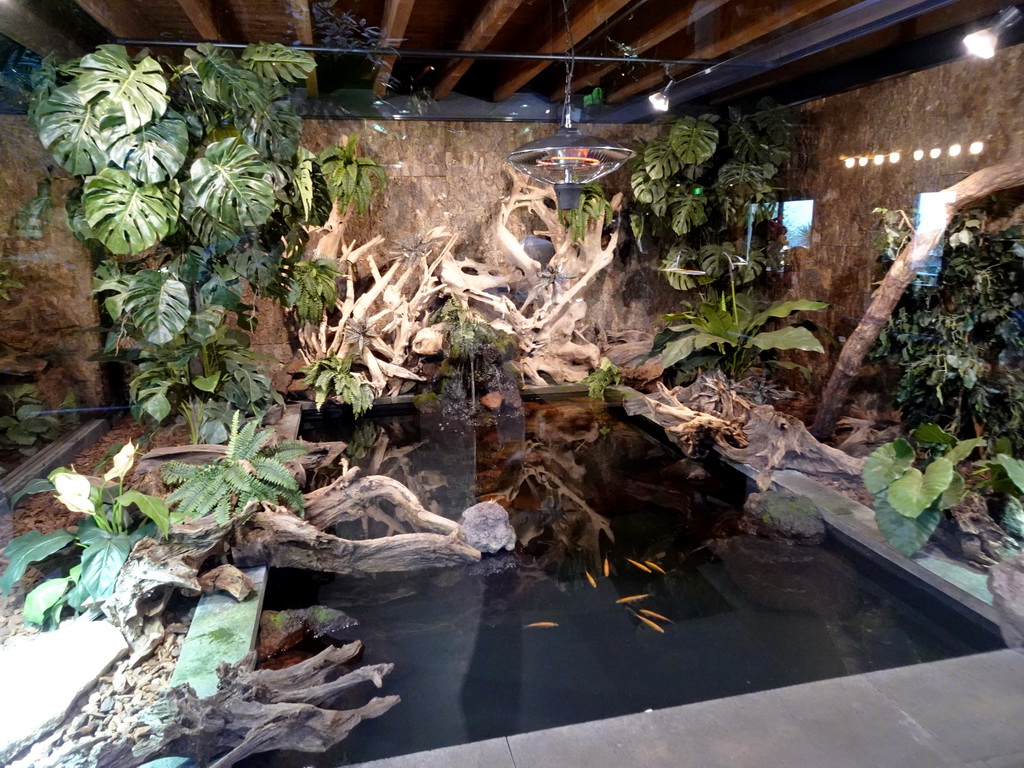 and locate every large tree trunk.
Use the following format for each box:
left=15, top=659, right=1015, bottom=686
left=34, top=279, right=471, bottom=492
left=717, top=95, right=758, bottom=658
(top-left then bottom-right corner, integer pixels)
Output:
left=811, top=160, right=1024, bottom=440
